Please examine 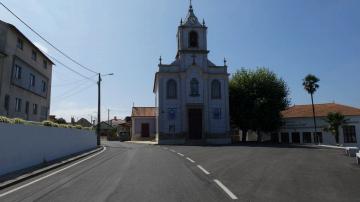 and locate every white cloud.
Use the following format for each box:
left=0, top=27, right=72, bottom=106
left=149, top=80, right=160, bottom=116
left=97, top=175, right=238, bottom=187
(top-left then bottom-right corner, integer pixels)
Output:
left=33, top=41, right=49, bottom=53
